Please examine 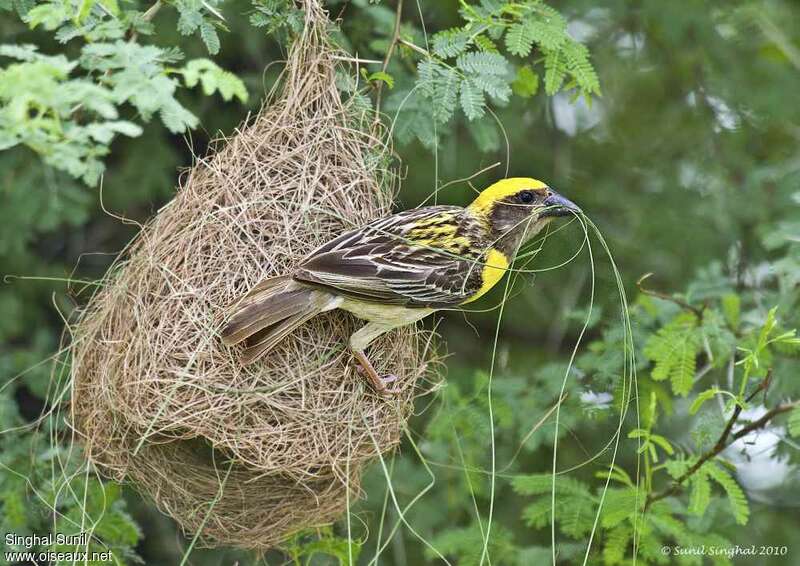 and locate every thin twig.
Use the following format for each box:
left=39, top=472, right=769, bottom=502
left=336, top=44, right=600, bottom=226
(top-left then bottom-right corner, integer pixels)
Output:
left=644, top=371, right=795, bottom=509
left=143, top=0, right=163, bottom=21
left=374, top=0, right=404, bottom=122
left=636, top=272, right=704, bottom=318
left=332, top=55, right=383, bottom=65
left=398, top=37, right=430, bottom=56
left=129, top=0, right=163, bottom=43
